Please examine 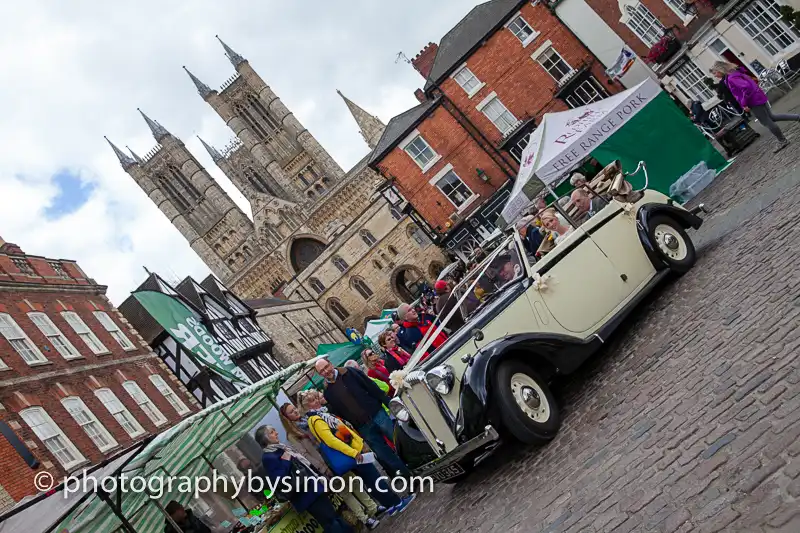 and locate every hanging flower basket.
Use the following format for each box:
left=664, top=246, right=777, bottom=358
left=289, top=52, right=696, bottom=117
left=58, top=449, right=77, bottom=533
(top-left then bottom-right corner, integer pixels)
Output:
left=646, top=36, right=681, bottom=64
